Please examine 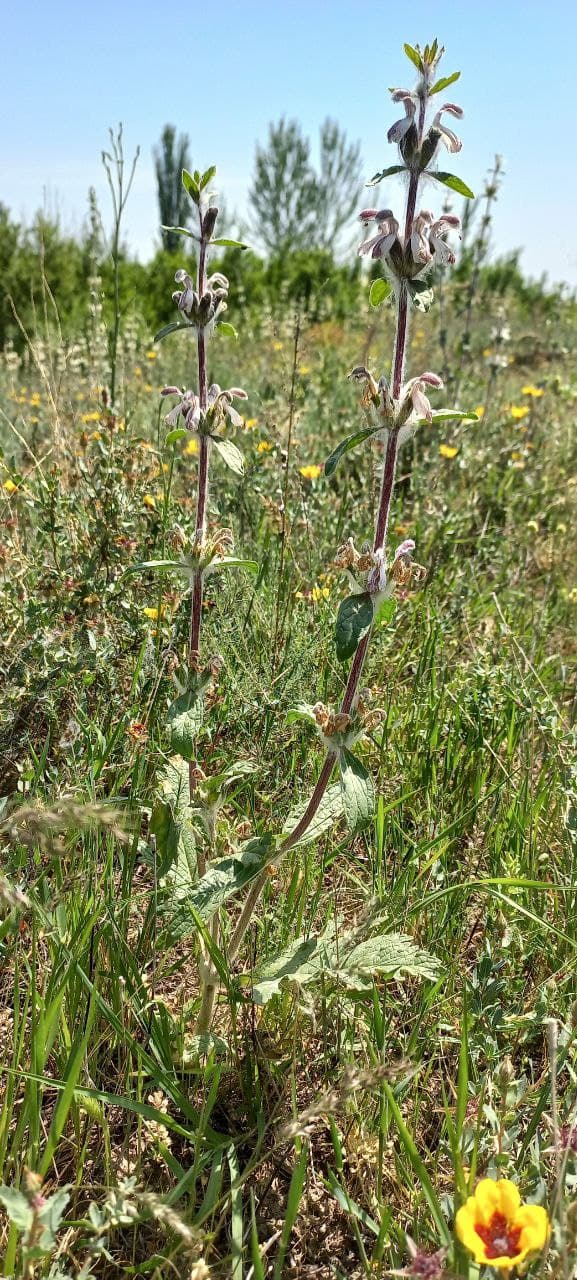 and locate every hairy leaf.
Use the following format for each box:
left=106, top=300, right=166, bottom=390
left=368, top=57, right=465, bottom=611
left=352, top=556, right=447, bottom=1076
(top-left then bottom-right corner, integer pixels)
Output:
left=154, top=320, right=193, bottom=342
left=342, top=932, right=440, bottom=982
left=369, top=278, right=392, bottom=308
left=432, top=171, right=475, bottom=198
left=167, top=689, right=204, bottom=762
left=211, top=237, right=248, bottom=250
left=218, top=321, right=238, bottom=339
left=211, top=437, right=245, bottom=476
left=282, top=783, right=343, bottom=848
left=150, top=758, right=196, bottom=886
left=366, top=164, right=406, bottom=187
left=335, top=592, right=374, bottom=661
left=325, top=428, right=378, bottom=479
left=179, top=834, right=276, bottom=923
left=252, top=925, right=339, bottom=1004
left=339, top=747, right=376, bottom=831
left=429, top=70, right=461, bottom=96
